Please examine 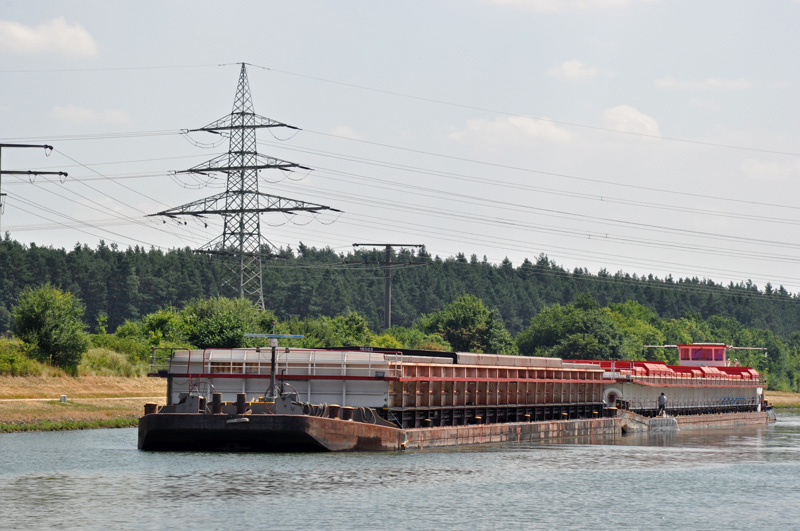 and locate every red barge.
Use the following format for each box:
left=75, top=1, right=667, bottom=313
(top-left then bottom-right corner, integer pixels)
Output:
left=138, top=342, right=773, bottom=452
